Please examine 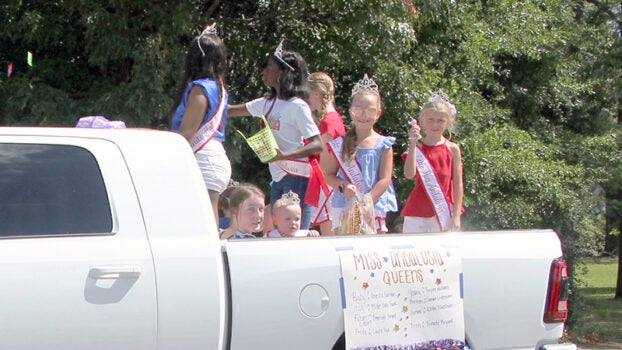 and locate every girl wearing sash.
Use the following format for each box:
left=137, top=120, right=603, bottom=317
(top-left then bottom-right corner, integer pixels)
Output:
left=229, top=40, right=323, bottom=230
left=307, top=72, right=346, bottom=235
left=322, top=74, right=398, bottom=233
left=171, top=23, right=231, bottom=227
left=401, top=91, right=464, bottom=233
